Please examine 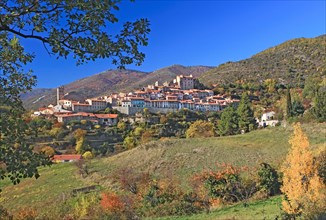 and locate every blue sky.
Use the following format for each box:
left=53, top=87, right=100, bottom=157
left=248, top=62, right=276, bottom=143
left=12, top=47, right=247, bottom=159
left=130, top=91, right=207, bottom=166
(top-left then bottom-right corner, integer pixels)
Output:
left=24, top=1, right=326, bottom=88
